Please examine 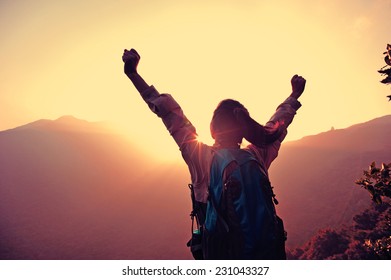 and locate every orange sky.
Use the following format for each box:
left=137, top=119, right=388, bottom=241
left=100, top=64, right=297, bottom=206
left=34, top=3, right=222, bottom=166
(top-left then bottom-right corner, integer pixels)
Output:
left=1, top=0, right=390, bottom=161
